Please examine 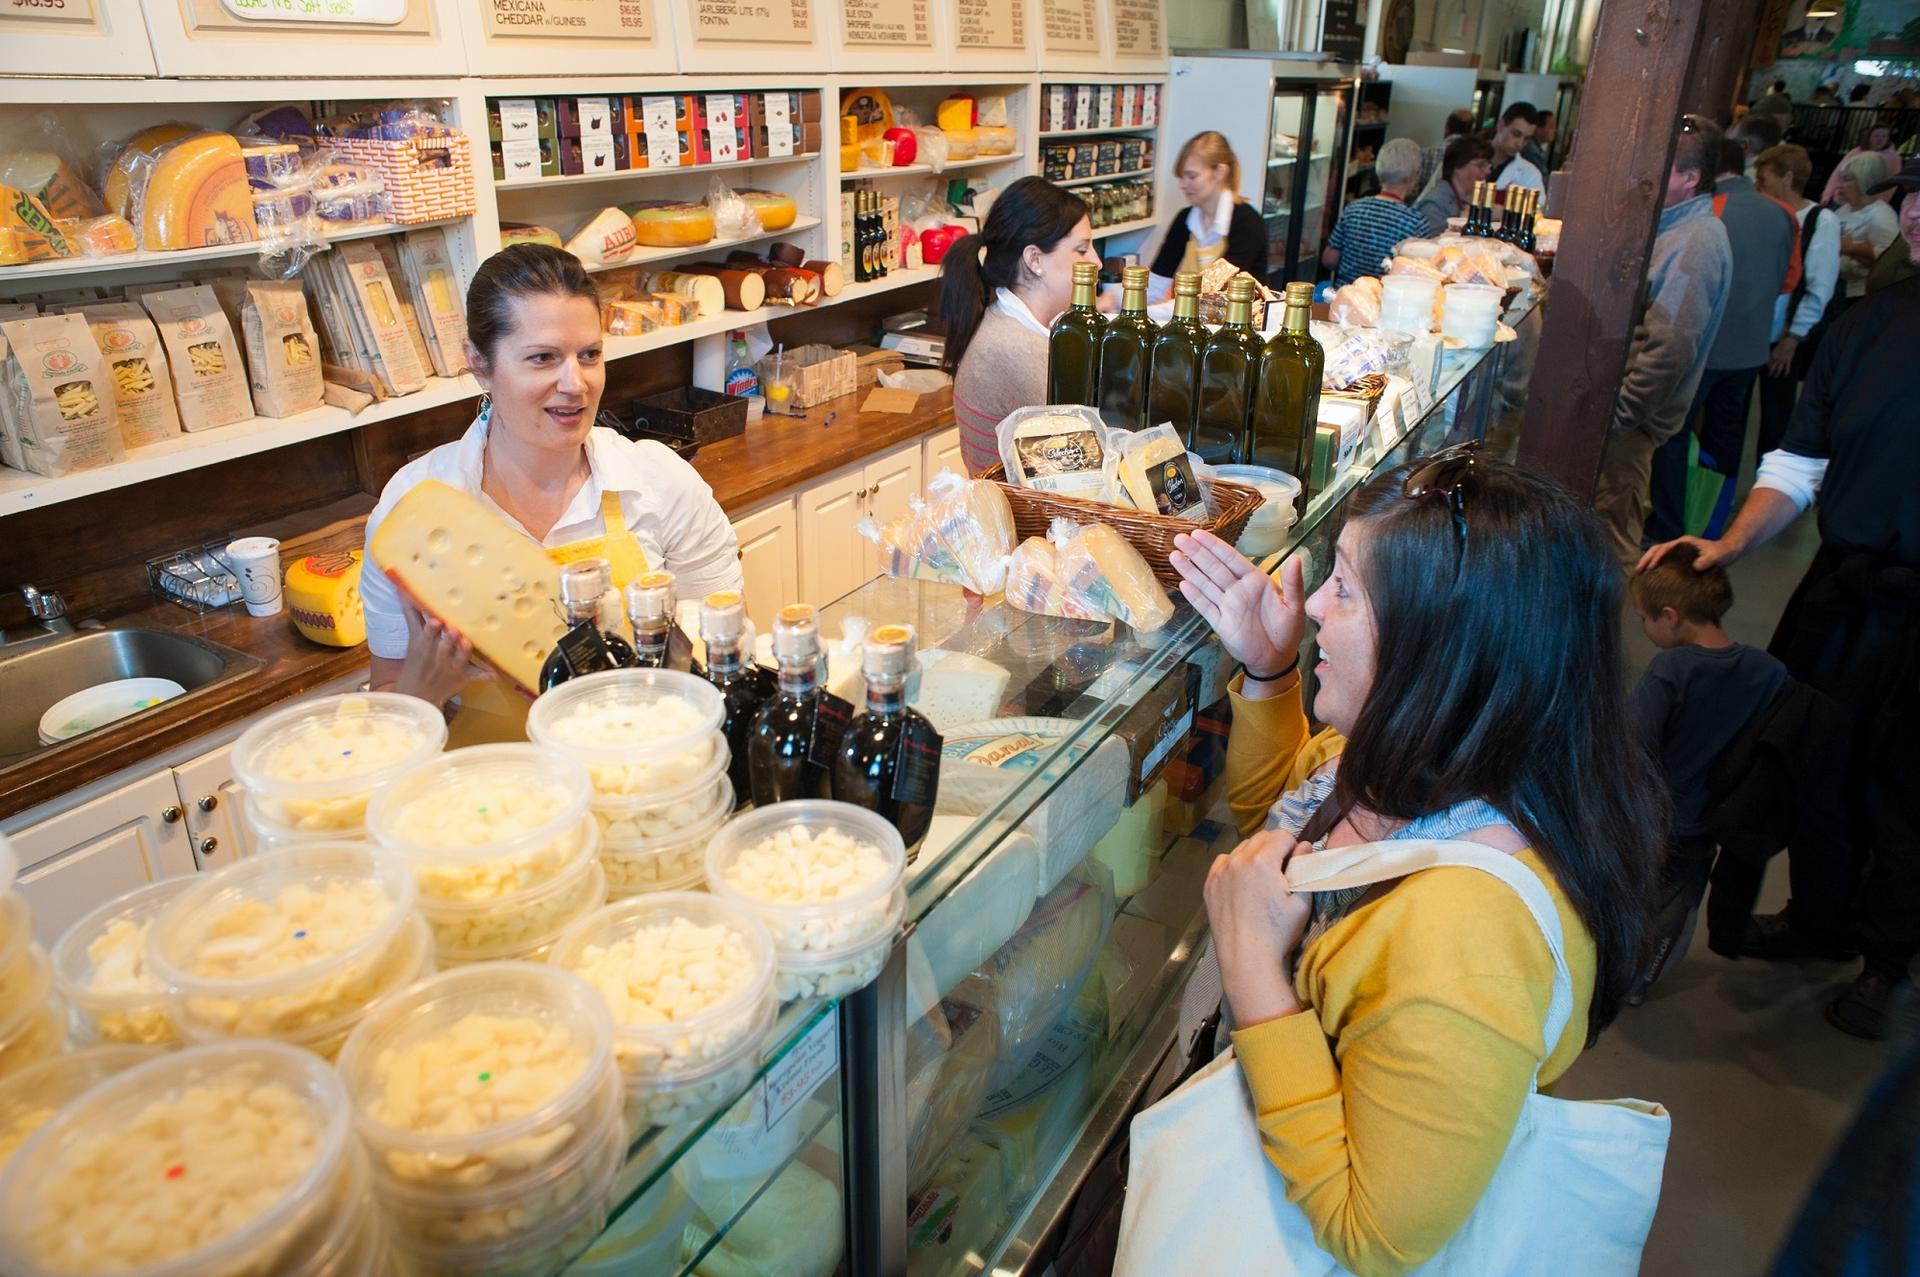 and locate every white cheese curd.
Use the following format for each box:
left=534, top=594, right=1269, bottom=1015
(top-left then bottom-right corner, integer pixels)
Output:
left=17, top=1073, right=324, bottom=1271
left=425, top=854, right=604, bottom=961
left=571, top=918, right=759, bottom=1075
left=774, top=943, right=893, bottom=1003
left=547, top=702, right=720, bottom=801
left=622, top=1054, right=758, bottom=1133
left=0, top=1049, right=158, bottom=1169
left=362, top=1012, right=595, bottom=1188
left=720, top=826, right=895, bottom=951
left=598, top=779, right=732, bottom=894
left=602, top=836, right=707, bottom=893
left=381, top=1114, right=621, bottom=1249
left=0, top=1102, right=53, bottom=1164
left=82, top=919, right=175, bottom=1046
left=252, top=716, right=437, bottom=832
